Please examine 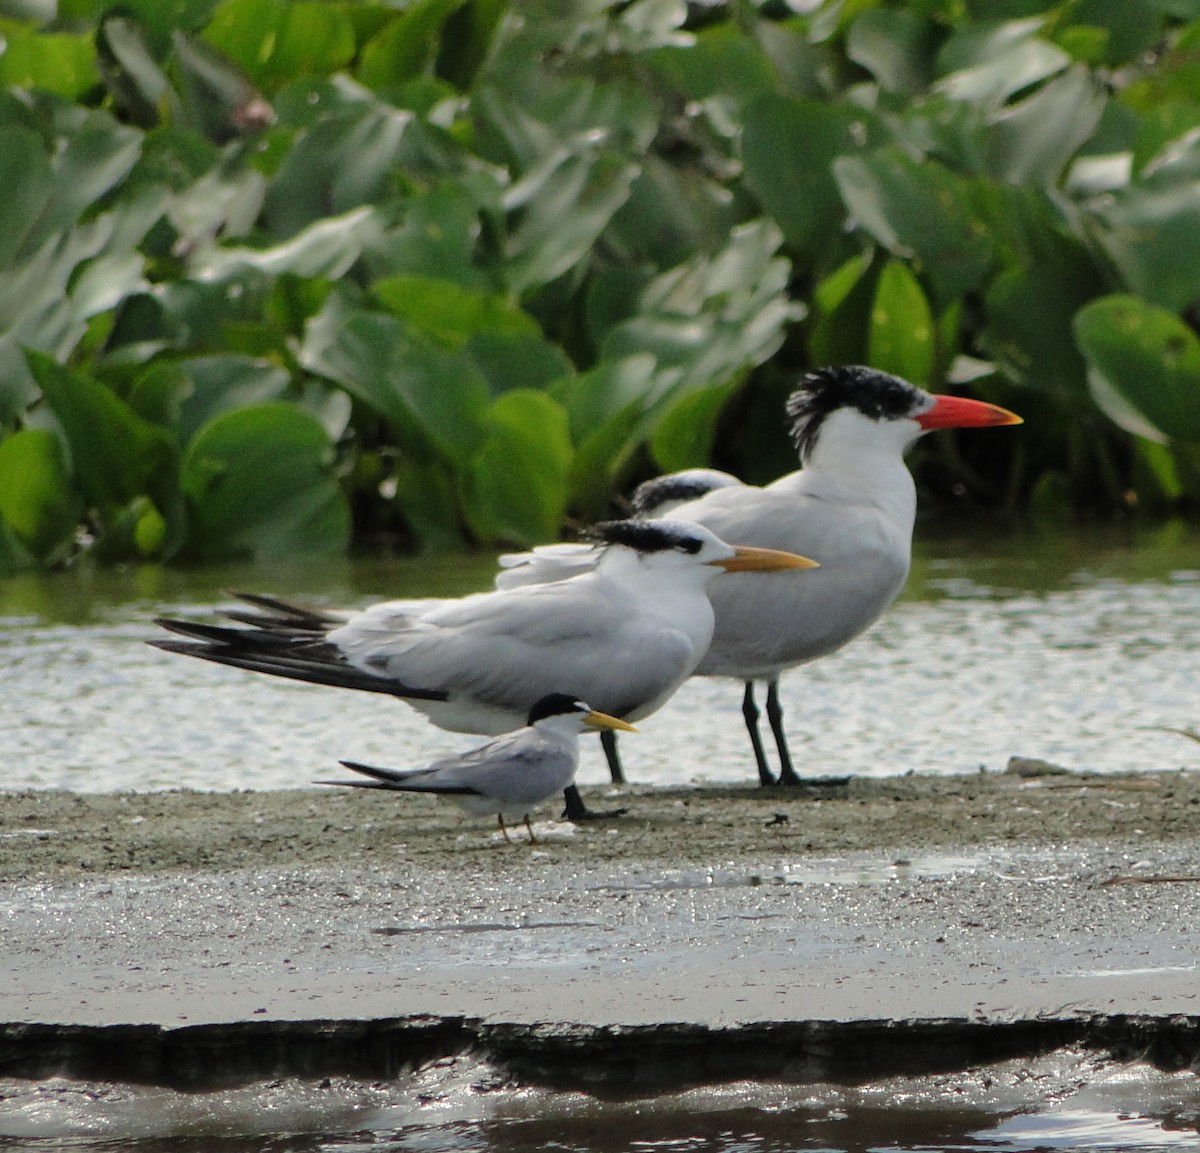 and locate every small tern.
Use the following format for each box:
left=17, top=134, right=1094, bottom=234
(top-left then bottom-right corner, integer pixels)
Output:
left=321, top=694, right=636, bottom=843
left=153, top=520, right=817, bottom=816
